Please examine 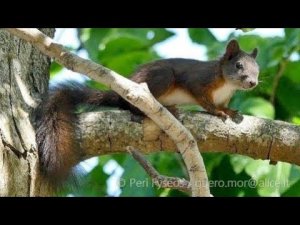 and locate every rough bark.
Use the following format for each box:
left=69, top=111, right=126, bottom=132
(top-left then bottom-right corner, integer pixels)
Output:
left=0, top=29, right=55, bottom=196
left=79, top=110, right=300, bottom=166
